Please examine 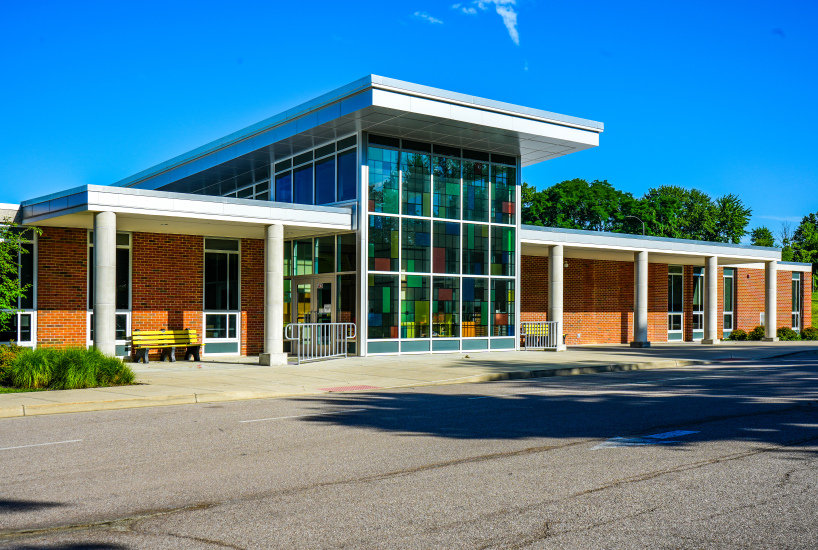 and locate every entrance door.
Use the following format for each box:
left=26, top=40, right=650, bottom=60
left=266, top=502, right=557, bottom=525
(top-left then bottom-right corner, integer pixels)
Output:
left=668, top=266, right=684, bottom=341
left=292, top=276, right=334, bottom=324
